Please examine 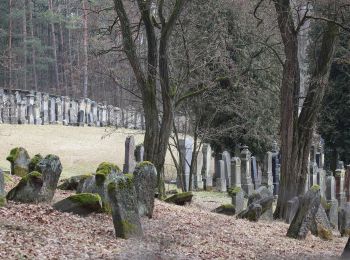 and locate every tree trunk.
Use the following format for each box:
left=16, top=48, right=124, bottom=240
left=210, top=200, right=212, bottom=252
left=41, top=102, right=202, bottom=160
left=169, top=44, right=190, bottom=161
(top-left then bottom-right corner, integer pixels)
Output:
left=273, top=0, right=339, bottom=219
left=29, top=0, right=38, bottom=91
left=23, top=0, right=28, bottom=90
left=48, top=0, right=60, bottom=89
left=82, top=0, right=88, bottom=98
left=8, top=0, right=13, bottom=89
